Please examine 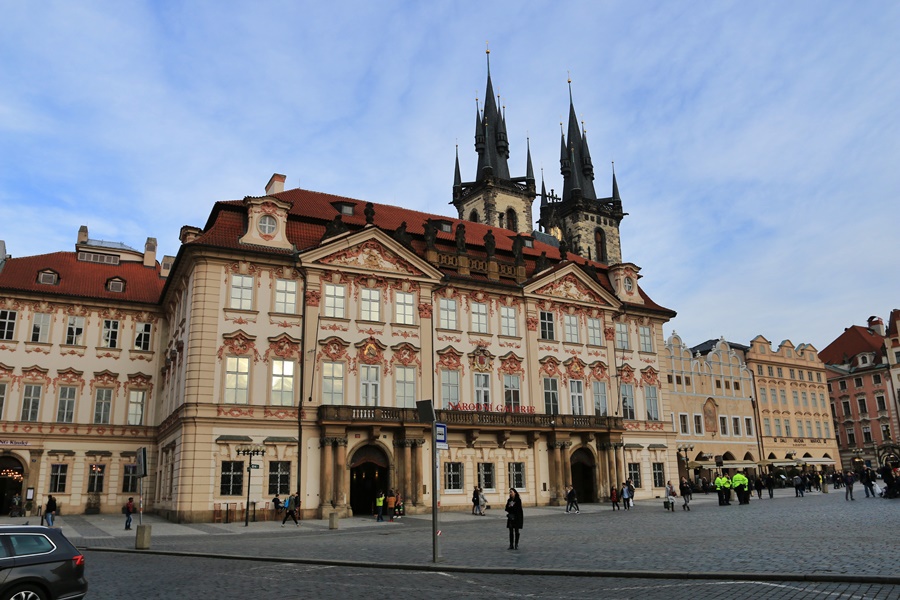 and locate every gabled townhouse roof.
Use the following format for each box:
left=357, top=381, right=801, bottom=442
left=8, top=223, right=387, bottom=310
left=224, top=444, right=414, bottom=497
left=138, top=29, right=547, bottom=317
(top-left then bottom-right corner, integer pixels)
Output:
left=819, top=325, right=884, bottom=365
